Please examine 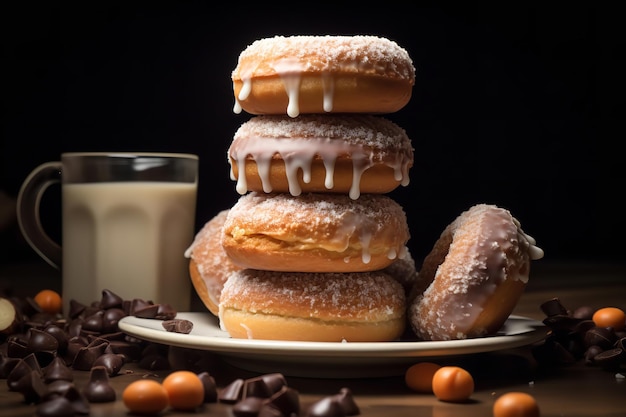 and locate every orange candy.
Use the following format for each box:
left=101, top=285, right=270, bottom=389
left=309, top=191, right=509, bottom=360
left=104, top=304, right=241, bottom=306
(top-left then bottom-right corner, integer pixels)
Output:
left=431, top=366, right=474, bottom=402
left=405, top=362, right=442, bottom=393
left=33, top=289, right=63, bottom=314
left=493, top=392, right=540, bottom=417
left=592, top=307, right=626, bottom=330
left=162, top=370, right=205, bottom=411
left=122, top=379, right=169, bottom=414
